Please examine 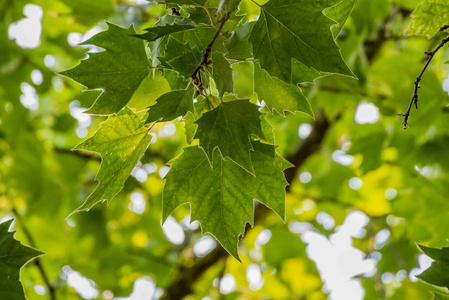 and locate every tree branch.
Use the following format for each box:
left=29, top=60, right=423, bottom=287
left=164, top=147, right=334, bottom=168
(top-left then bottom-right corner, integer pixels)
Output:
left=399, top=29, right=449, bottom=129
left=160, top=109, right=333, bottom=300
